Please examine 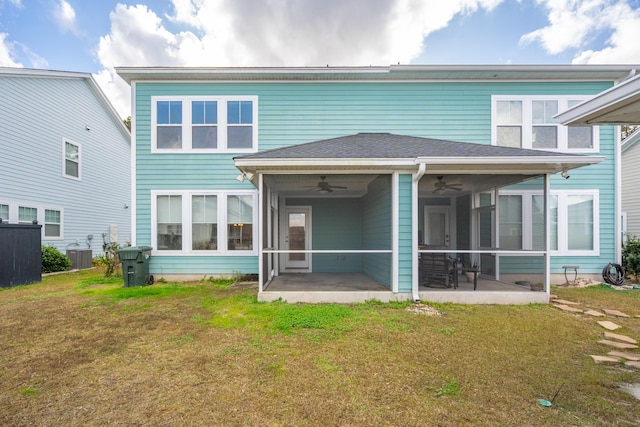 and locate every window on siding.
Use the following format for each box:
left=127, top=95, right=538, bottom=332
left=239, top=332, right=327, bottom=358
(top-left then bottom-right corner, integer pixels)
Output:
left=227, top=195, right=253, bottom=251
left=18, top=206, right=37, bottom=224
left=192, top=195, right=217, bottom=250
left=157, top=101, right=183, bottom=149
left=500, top=191, right=597, bottom=255
left=64, top=140, right=80, bottom=179
left=44, top=209, right=61, bottom=238
left=492, top=96, right=598, bottom=152
left=152, top=96, right=257, bottom=152
left=152, top=191, right=256, bottom=255
left=157, top=195, right=183, bottom=250
left=0, top=204, right=8, bottom=222
left=192, top=101, right=217, bottom=149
